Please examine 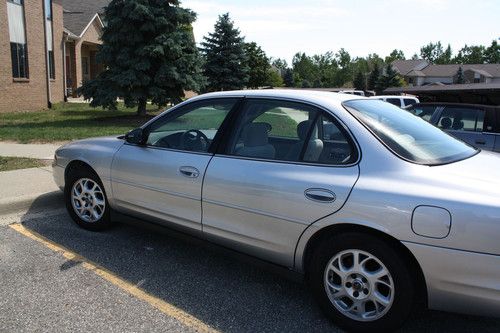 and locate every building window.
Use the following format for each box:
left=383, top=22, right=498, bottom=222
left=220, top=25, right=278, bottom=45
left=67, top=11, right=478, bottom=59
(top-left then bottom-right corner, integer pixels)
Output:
left=7, top=0, right=28, bottom=78
left=82, top=57, right=89, bottom=75
left=48, top=51, right=55, bottom=79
